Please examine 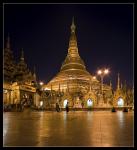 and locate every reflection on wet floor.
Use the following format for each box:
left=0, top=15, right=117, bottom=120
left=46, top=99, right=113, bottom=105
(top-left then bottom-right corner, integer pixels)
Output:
left=3, top=110, right=134, bottom=147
